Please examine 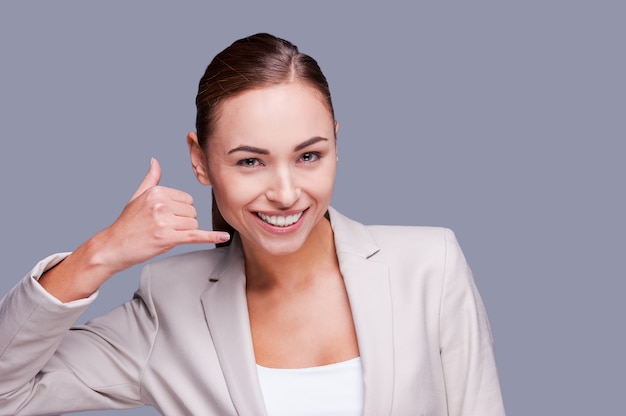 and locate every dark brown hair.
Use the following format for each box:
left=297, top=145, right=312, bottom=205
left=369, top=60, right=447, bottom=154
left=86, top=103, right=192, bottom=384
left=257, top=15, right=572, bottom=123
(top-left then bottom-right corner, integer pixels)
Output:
left=194, top=33, right=335, bottom=246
